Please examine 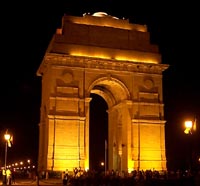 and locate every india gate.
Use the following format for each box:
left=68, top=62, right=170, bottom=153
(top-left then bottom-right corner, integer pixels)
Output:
left=37, top=12, right=169, bottom=173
